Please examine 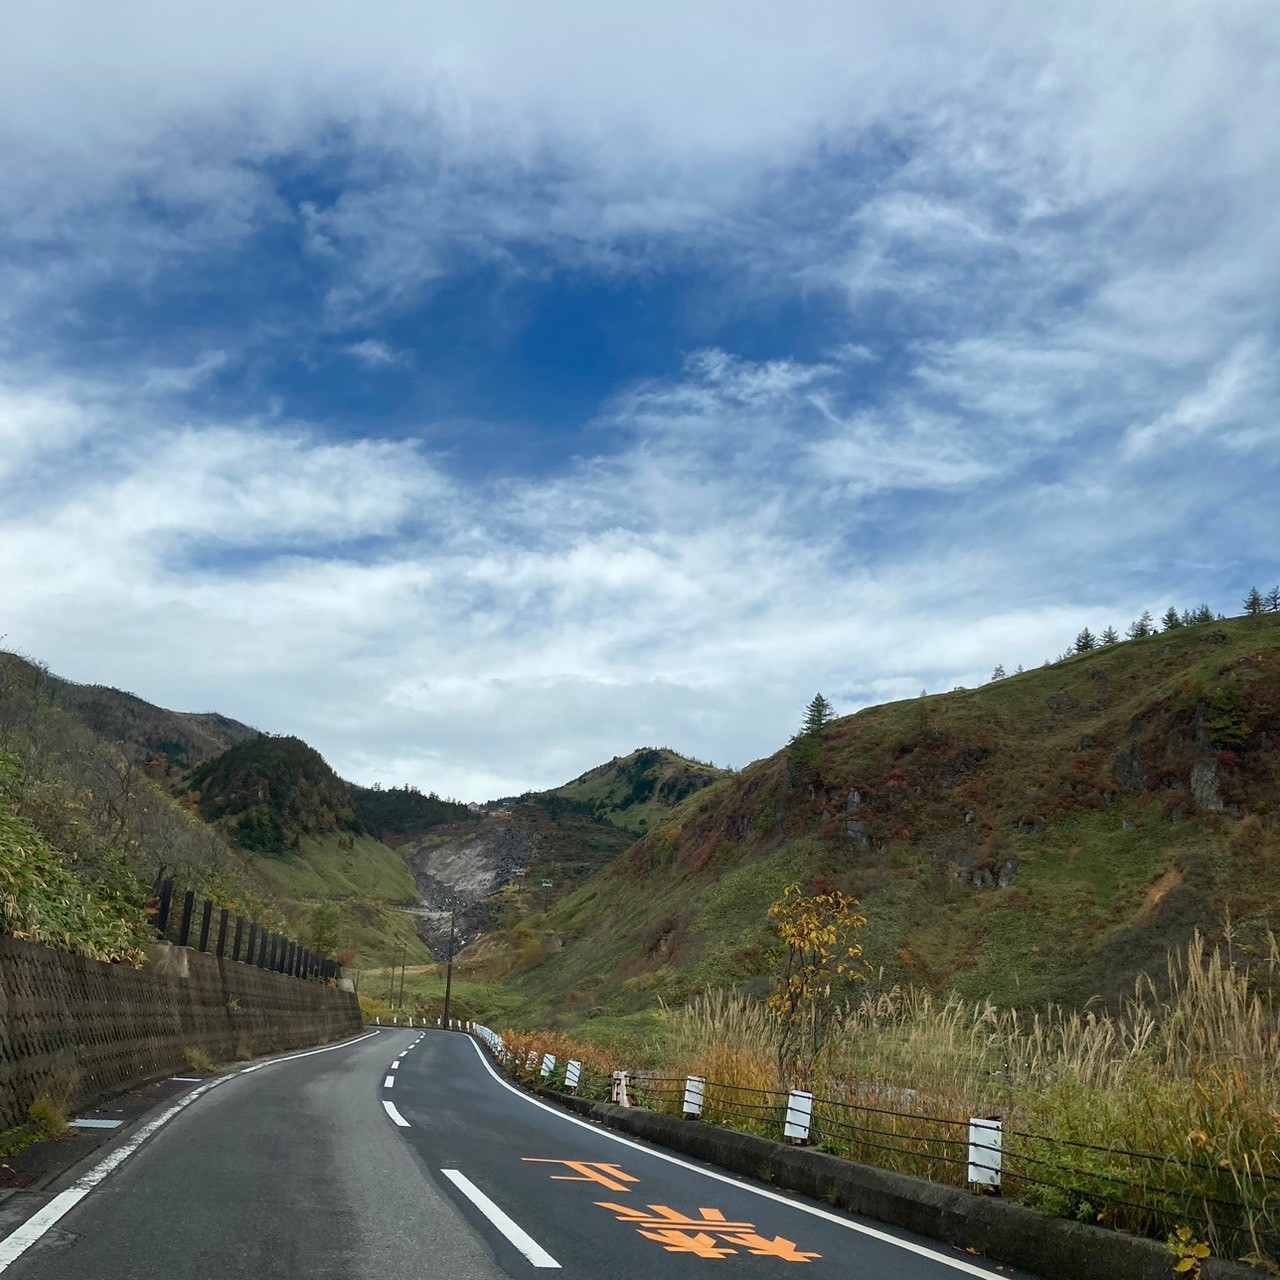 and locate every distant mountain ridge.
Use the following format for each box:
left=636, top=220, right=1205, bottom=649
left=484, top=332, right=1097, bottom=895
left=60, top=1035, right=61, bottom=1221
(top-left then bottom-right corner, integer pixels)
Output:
left=2, top=654, right=258, bottom=774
